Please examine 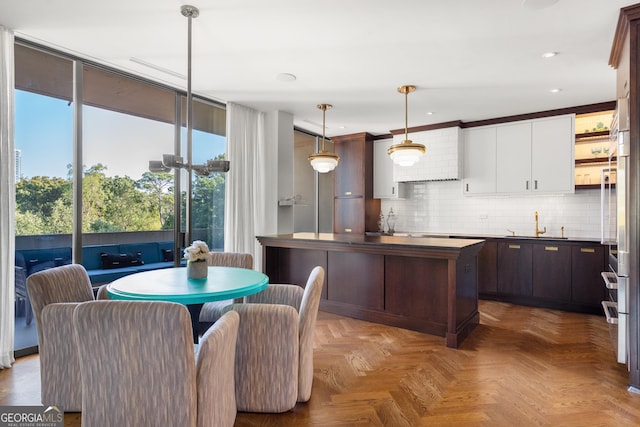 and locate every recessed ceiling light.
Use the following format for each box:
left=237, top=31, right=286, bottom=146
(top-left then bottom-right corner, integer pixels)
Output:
left=276, top=73, right=296, bottom=82
left=541, top=51, right=558, bottom=59
left=549, top=88, right=562, bottom=93
left=426, top=112, right=434, bottom=115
